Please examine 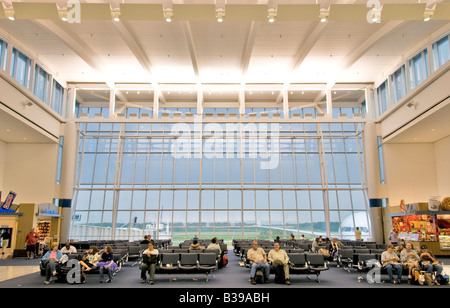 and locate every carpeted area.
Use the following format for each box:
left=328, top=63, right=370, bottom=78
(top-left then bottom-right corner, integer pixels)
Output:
left=0, top=251, right=449, bottom=289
